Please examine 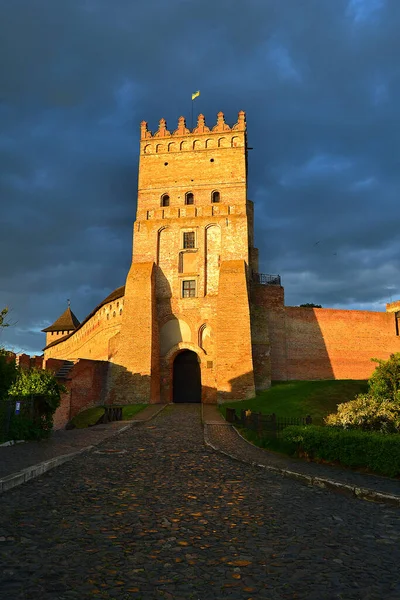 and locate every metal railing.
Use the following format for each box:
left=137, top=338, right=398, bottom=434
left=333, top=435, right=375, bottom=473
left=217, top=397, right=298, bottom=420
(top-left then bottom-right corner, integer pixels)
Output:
left=226, top=408, right=312, bottom=438
left=252, top=273, right=281, bottom=286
